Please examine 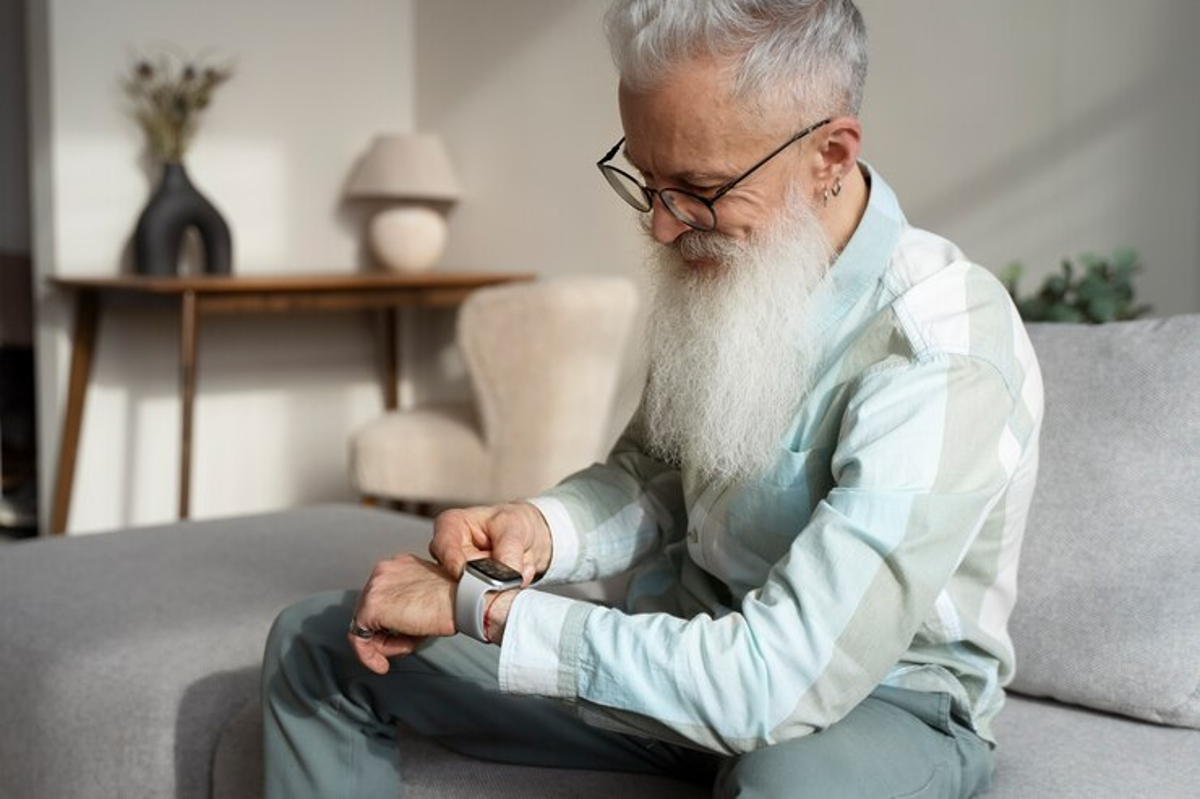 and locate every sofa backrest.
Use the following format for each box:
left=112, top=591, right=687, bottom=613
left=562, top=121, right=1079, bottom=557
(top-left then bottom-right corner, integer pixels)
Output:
left=1008, top=315, right=1199, bottom=728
